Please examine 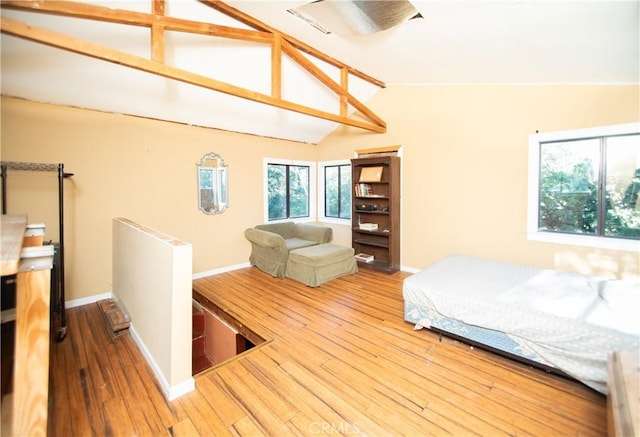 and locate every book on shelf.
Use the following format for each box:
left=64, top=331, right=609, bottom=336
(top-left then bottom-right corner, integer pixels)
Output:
left=355, top=253, right=374, bottom=263
left=358, top=222, right=378, bottom=231
left=355, top=183, right=373, bottom=197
